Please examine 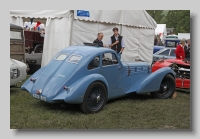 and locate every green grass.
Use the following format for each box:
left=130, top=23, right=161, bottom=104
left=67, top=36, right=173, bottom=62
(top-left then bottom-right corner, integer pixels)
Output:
left=10, top=75, right=190, bottom=129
